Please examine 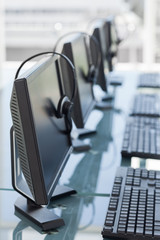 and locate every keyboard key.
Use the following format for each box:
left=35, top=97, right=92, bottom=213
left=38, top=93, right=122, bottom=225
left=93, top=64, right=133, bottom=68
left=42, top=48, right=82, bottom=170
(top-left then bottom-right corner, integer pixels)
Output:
left=105, top=220, right=114, bottom=226
left=148, top=181, right=155, bottom=186
left=108, top=204, right=117, bottom=211
left=127, top=227, right=134, bottom=234
left=156, top=173, right=160, bottom=180
left=136, top=227, right=144, bottom=235
left=103, top=226, right=113, bottom=232
left=154, top=226, right=160, bottom=231
left=154, top=231, right=160, bottom=237
left=145, top=230, right=152, bottom=236
left=155, top=204, right=160, bottom=222
left=114, top=177, right=122, bottom=184
left=117, top=227, right=125, bottom=233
